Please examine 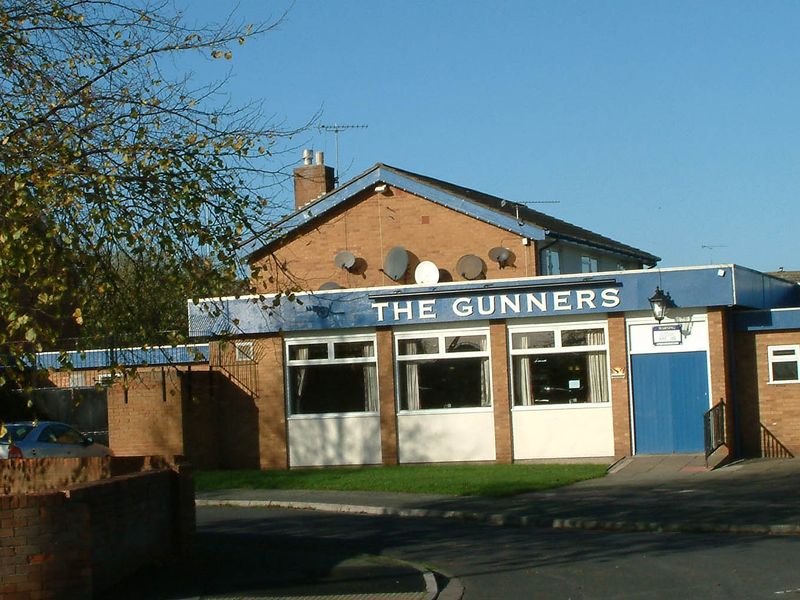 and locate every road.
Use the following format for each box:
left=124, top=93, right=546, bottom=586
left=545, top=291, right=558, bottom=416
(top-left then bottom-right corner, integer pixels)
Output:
left=191, top=506, right=800, bottom=599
